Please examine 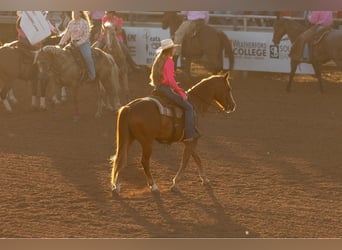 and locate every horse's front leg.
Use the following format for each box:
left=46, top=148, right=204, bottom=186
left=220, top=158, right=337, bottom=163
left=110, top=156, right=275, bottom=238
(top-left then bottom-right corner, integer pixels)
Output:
left=190, top=145, right=210, bottom=186
left=140, top=141, right=158, bottom=192
left=0, top=86, right=13, bottom=113
left=38, top=79, right=48, bottom=111
left=95, top=81, right=105, bottom=118
left=171, top=141, right=194, bottom=192
left=287, top=59, right=298, bottom=92
left=71, top=84, right=80, bottom=121
left=31, top=79, right=39, bottom=111
left=312, top=62, right=324, bottom=93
